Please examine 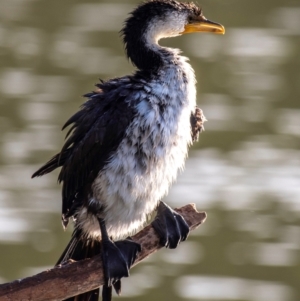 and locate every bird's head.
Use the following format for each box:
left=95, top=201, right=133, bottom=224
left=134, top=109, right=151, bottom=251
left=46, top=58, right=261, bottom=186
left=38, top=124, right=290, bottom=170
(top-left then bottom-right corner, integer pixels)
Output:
left=122, top=0, right=225, bottom=70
